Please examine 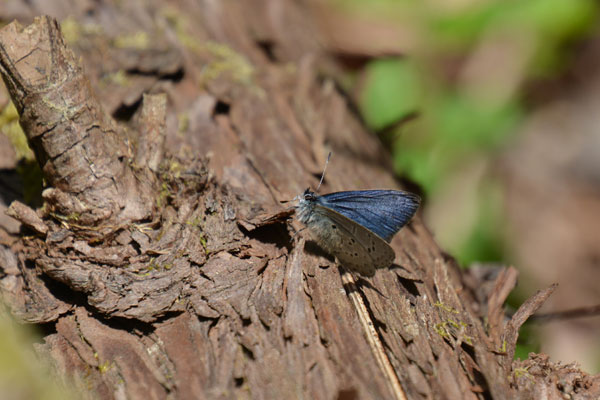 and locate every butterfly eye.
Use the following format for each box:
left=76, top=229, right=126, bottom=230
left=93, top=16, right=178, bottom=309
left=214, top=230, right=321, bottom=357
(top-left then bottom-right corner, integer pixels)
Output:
left=303, top=188, right=316, bottom=200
